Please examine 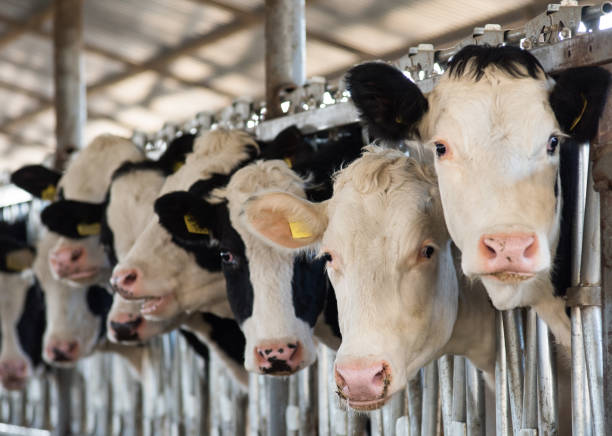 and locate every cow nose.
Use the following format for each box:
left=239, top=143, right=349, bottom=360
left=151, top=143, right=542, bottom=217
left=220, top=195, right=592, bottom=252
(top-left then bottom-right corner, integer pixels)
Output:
left=110, top=268, right=142, bottom=299
left=478, top=233, right=538, bottom=274
left=0, top=359, right=29, bottom=390
left=254, top=342, right=302, bottom=375
left=49, top=246, right=86, bottom=276
left=45, top=340, right=80, bottom=363
left=334, top=361, right=389, bottom=404
left=109, top=317, right=143, bottom=342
